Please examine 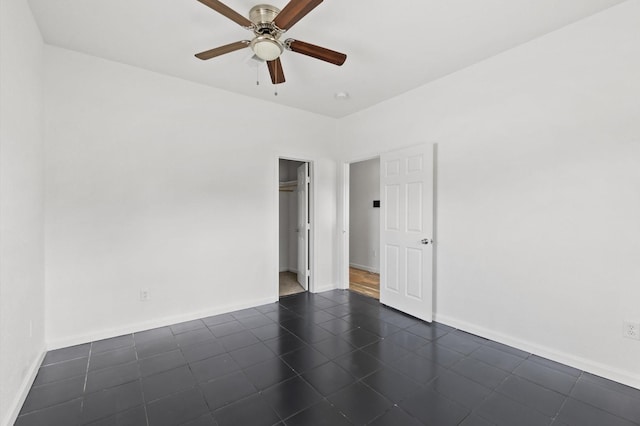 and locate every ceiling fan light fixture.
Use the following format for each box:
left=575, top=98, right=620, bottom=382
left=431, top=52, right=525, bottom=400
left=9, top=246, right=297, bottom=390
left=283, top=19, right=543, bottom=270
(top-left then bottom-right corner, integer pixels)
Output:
left=251, top=35, right=283, bottom=61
